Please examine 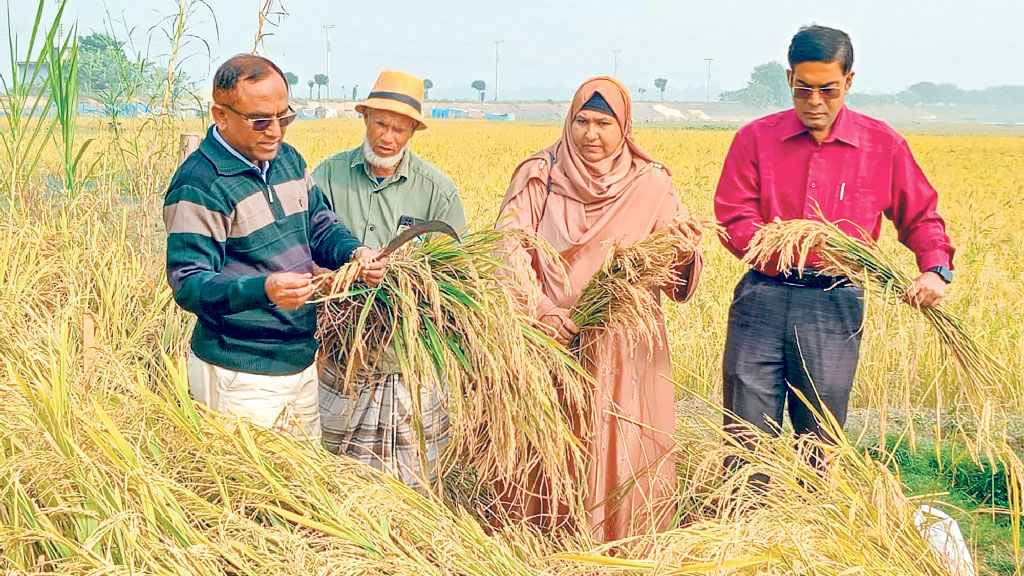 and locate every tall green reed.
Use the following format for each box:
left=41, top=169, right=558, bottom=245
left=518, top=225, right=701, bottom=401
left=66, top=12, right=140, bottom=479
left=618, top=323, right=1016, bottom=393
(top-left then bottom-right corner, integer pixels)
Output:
left=45, top=23, right=95, bottom=195
left=0, top=0, right=65, bottom=203
left=152, top=0, right=217, bottom=120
